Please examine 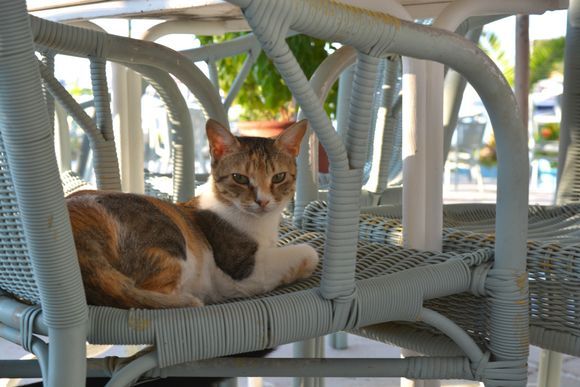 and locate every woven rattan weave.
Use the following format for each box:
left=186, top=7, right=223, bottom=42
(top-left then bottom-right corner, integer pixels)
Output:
left=303, top=200, right=580, bottom=357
